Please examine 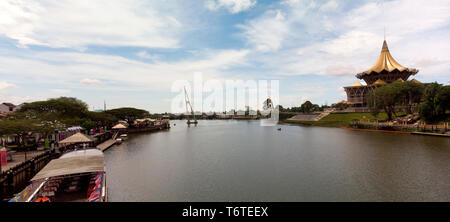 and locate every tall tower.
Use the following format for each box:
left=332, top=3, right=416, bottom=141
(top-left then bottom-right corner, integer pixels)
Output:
left=104, top=100, right=106, bottom=111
